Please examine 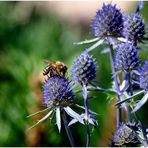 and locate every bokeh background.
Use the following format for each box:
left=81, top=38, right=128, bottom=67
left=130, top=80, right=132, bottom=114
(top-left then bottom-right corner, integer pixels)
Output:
left=0, top=1, right=148, bottom=147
